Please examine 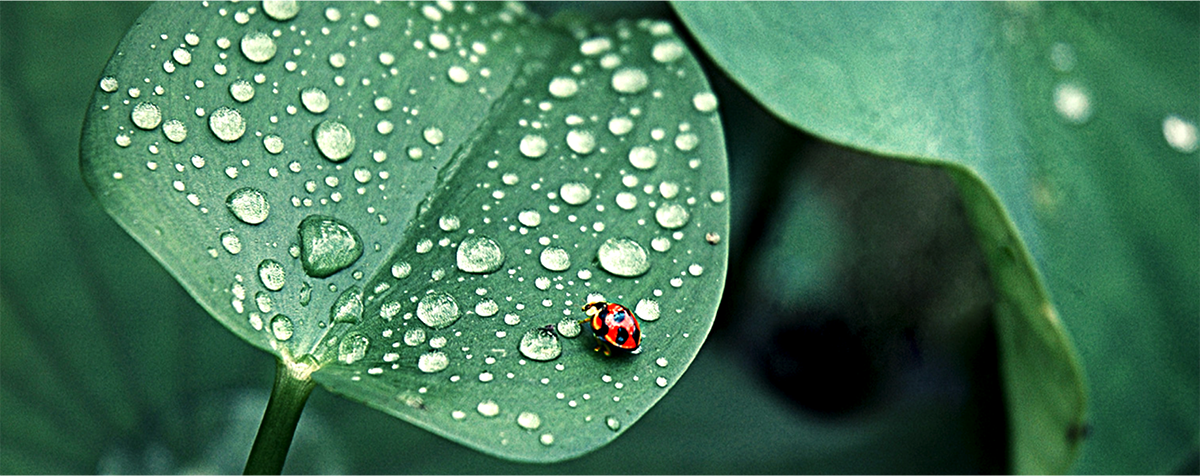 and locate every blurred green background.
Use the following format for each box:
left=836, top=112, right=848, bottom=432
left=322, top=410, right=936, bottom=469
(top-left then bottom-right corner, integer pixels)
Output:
left=1, top=2, right=1194, bottom=474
